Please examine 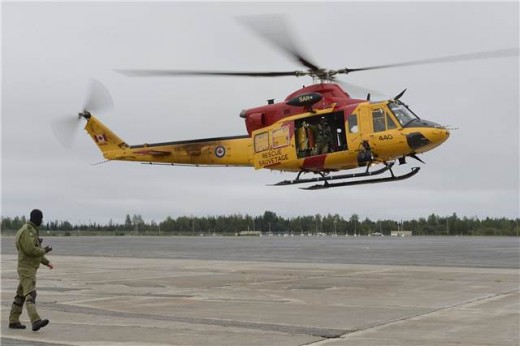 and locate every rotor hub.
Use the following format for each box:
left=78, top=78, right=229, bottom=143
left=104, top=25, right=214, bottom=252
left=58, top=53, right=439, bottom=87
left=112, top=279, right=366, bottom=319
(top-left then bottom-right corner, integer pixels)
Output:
left=79, top=110, right=92, bottom=119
